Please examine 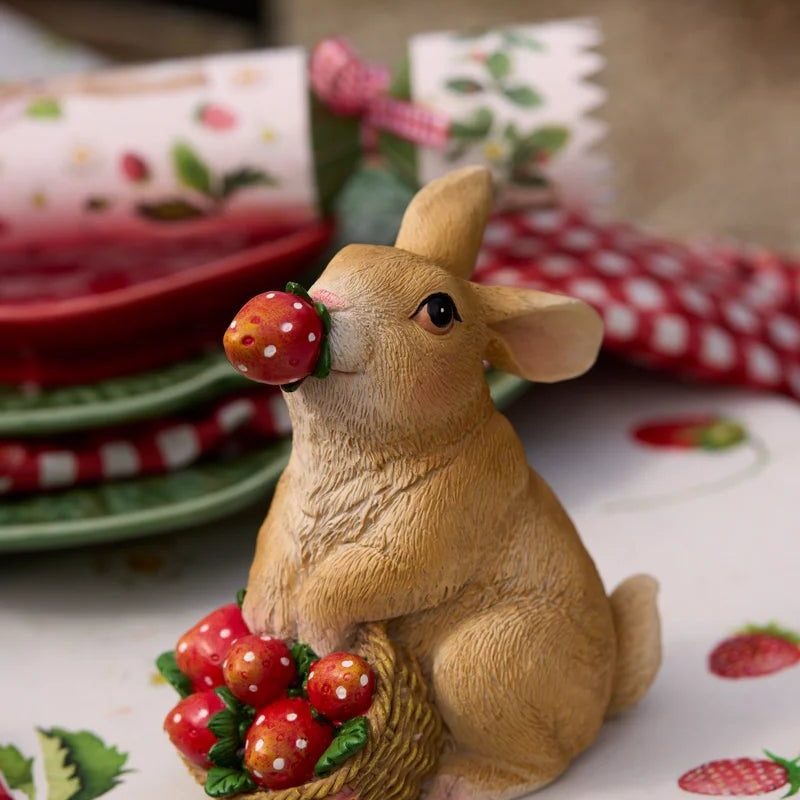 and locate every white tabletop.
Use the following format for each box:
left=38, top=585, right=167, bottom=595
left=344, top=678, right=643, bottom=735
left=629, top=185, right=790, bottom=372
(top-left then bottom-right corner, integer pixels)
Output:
left=2, top=361, right=800, bottom=799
